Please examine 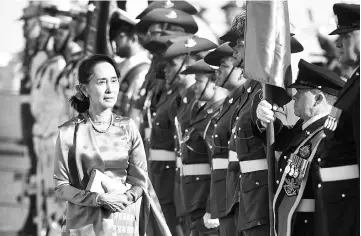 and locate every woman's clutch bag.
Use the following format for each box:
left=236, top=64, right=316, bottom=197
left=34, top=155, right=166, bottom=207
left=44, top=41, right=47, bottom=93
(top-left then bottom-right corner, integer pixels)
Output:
left=86, top=169, right=127, bottom=194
